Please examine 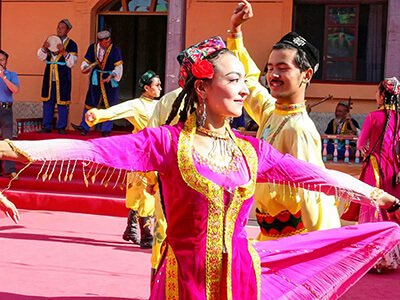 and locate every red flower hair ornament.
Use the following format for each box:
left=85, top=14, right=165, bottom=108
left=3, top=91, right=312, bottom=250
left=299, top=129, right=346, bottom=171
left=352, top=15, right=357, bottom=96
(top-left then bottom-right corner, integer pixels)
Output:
left=191, top=59, right=214, bottom=80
